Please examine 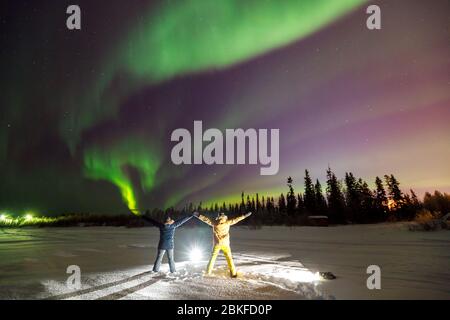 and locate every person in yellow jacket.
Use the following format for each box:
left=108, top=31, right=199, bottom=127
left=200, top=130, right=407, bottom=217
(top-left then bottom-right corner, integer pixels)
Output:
left=195, top=211, right=252, bottom=278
